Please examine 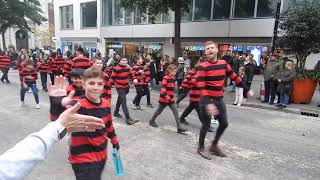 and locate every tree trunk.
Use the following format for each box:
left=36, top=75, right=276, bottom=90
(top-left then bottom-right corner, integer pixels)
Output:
left=174, top=0, right=181, bottom=59
left=1, top=30, right=6, bottom=51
